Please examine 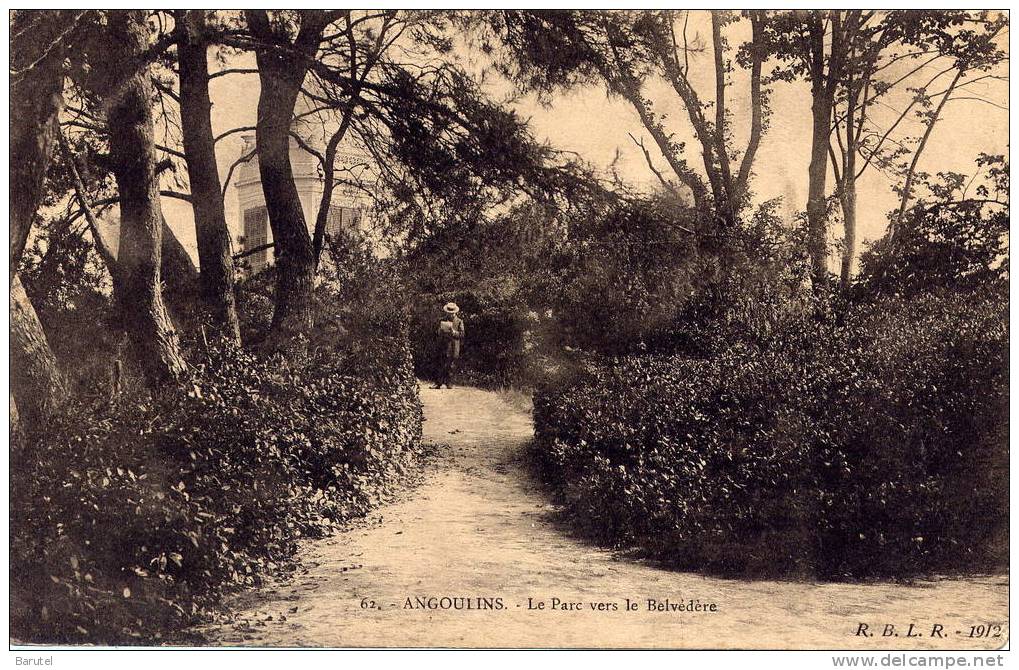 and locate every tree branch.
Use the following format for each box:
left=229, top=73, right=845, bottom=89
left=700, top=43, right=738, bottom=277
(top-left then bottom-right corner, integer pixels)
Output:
left=894, top=67, right=965, bottom=228
left=233, top=241, right=274, bottom=261
left=57, top=130, right=118, bottom=272
left=221, top=147, right=256, bottom=197
left=734, top=10, right=765, bottom=200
